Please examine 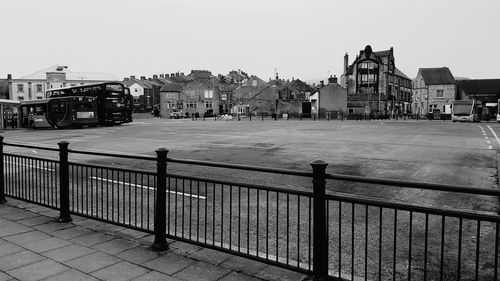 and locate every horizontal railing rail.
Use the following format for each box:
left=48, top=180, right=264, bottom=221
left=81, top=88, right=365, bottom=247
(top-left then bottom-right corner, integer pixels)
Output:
left=0, top=136, right=498, bottom=281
